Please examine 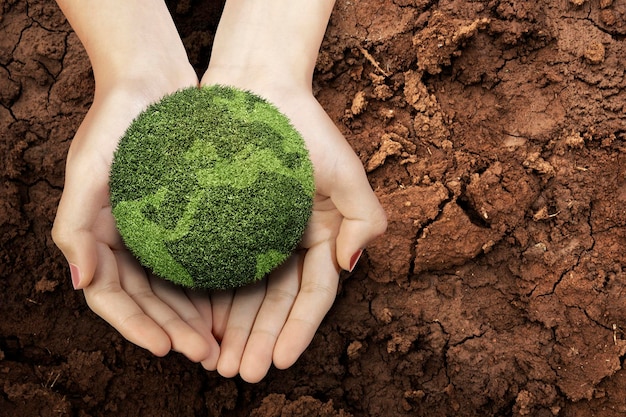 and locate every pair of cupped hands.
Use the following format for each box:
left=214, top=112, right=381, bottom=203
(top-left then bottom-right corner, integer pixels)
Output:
left=52, top=2, right=386, bottom=384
